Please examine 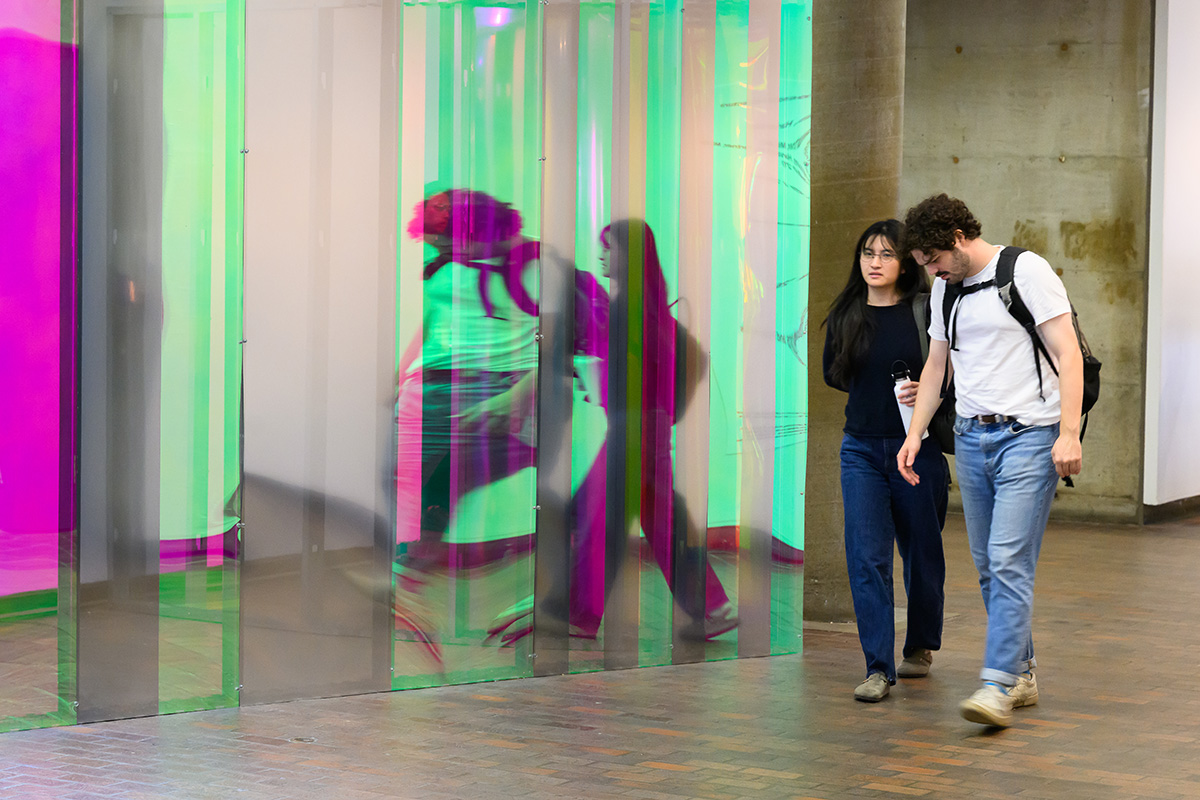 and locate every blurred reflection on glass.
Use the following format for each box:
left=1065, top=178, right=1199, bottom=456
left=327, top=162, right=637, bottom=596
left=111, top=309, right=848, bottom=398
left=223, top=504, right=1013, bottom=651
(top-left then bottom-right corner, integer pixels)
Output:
left=571, top=220, right=737, bottom=641
left=484, top=220, right=739, bottom=651
left=393, top=189, right=541, bottom=672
